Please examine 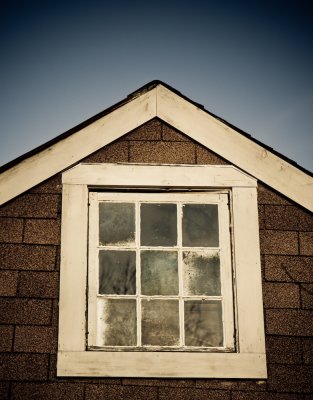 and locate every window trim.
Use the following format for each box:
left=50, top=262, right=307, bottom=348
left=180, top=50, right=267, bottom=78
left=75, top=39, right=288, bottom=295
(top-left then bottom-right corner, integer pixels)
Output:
left=57, top=163, right=267, bottom=378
